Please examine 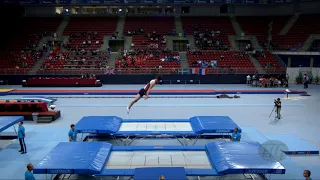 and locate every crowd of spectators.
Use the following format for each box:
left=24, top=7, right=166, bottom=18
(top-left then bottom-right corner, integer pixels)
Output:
left=185, top=24, right=228, bottom=50
left=41, top=49, right=109, bottom=70
left=63, top=31, right=102, bottom=51
left=12, top=50, right=42, bottom=69
left=116, top=48, right=178, bottom=69
left=125, top=28, right=168, bottom=49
